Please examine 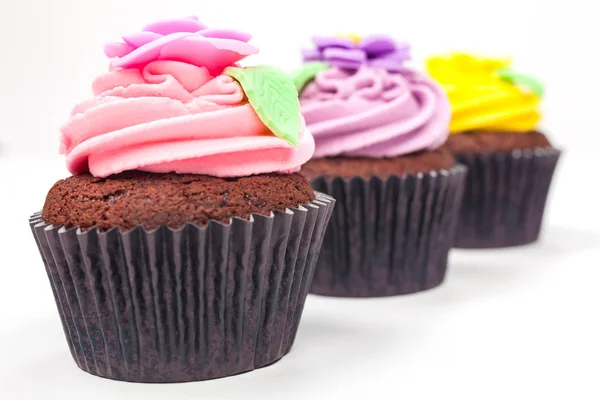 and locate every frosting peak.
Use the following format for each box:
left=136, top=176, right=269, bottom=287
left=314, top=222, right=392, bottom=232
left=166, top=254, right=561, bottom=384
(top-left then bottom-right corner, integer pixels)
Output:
left=299, top=66, right=450, bottom=158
